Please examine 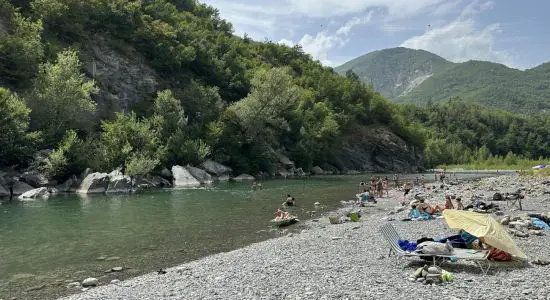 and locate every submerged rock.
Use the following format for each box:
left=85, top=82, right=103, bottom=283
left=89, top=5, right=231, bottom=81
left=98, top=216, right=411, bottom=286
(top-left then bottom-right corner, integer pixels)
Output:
left=233, top=174, right=255, bottom=181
